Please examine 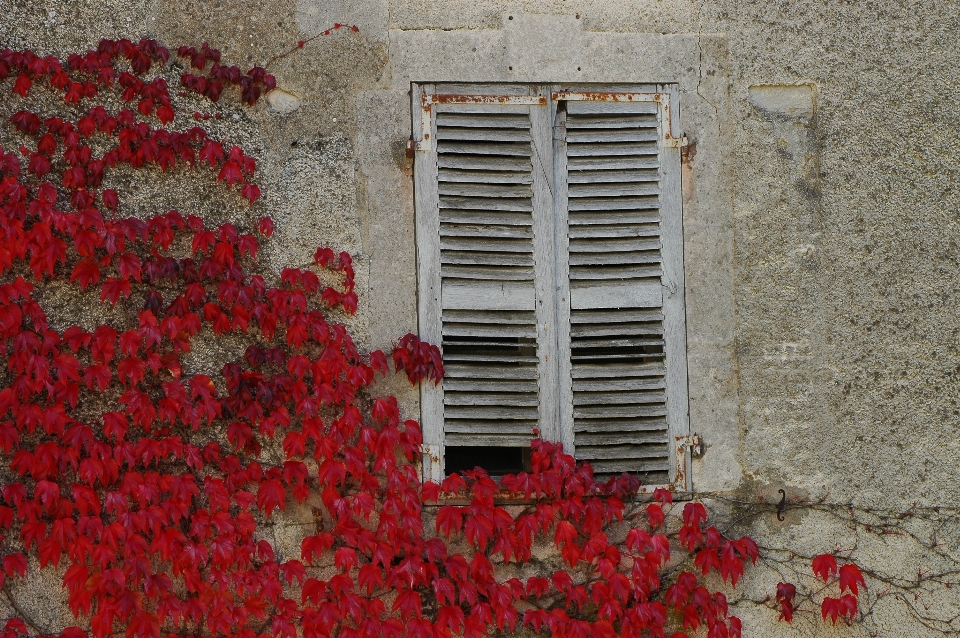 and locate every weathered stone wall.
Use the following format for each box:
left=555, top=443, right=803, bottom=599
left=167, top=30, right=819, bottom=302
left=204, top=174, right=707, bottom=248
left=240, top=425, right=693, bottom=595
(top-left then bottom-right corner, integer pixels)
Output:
left=3, top=1, right=960, bottom=635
